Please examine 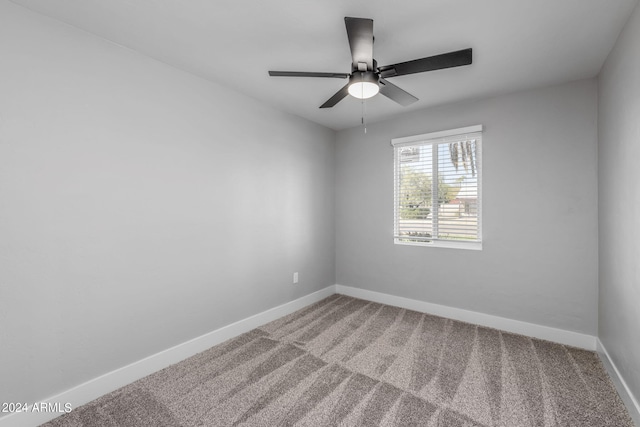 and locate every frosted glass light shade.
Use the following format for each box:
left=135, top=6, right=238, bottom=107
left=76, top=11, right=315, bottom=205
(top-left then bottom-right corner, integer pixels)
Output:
left=348, top=81, right=380, bottom=99
left=348, top=72, right=380, bottom=99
